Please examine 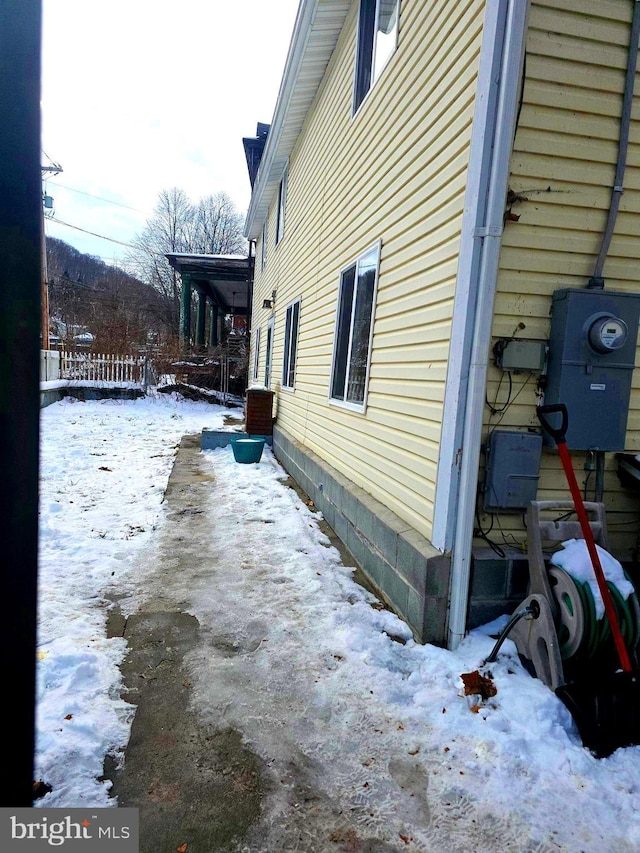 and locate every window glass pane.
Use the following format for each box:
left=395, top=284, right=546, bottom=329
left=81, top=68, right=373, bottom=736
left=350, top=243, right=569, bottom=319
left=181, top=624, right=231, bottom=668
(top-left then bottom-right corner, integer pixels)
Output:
left=373, top=0, right=398, bottom=82
left=331, top=265, right=356, bottom=400
left=276, top=168, right=288, bottom=244
left=264, top=323, right=273, bottom=386
left=354, top=0, right=376, bottom=109
left=253, top=328, right=261, bottom=380
left=288, top=301, right=300, bottom=387
left=282, top=305, right=292, bottom=386
left=347, top=249, right=377, bottom=403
